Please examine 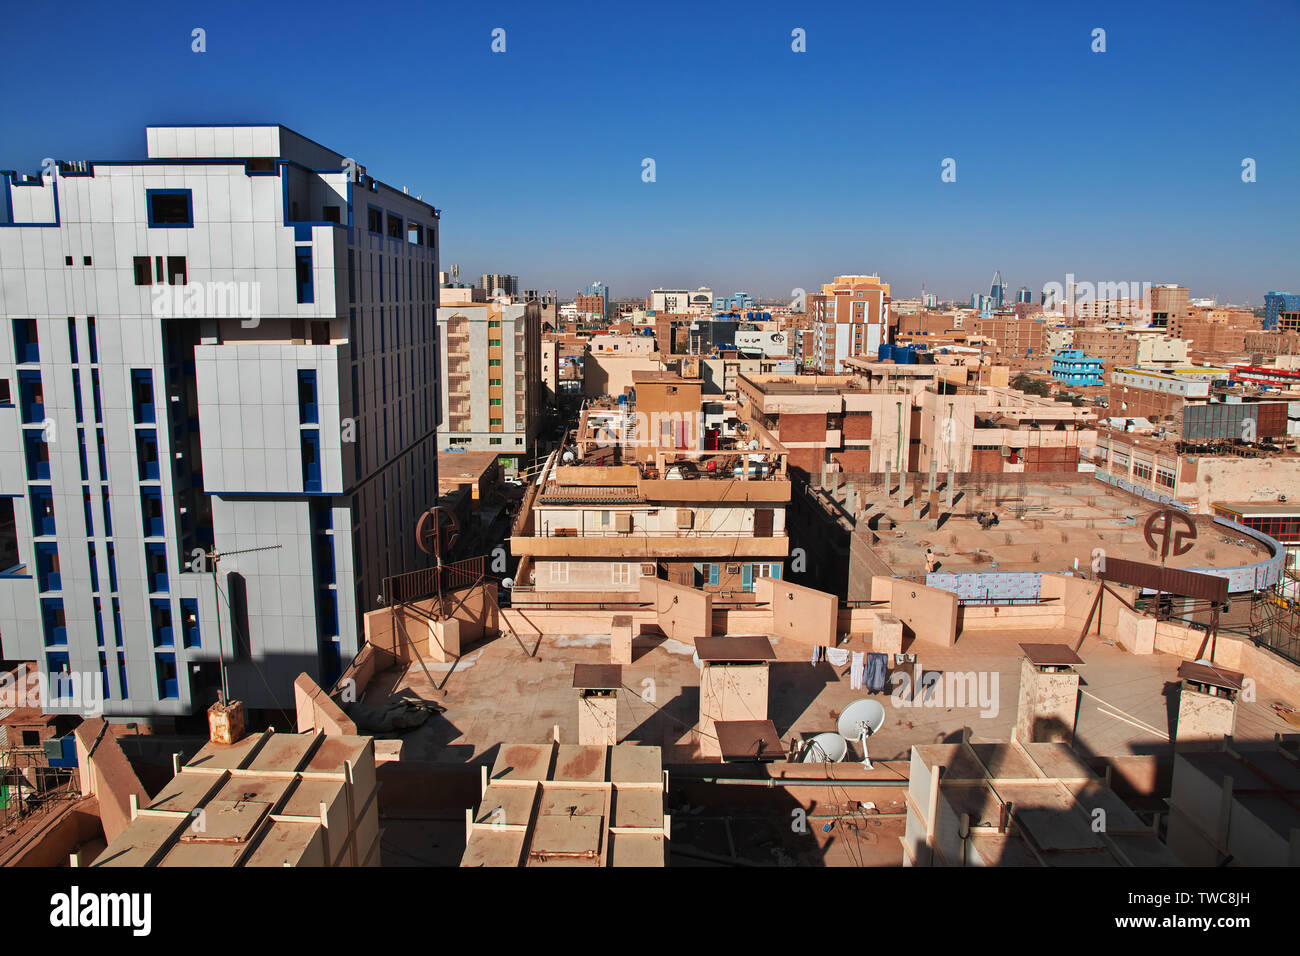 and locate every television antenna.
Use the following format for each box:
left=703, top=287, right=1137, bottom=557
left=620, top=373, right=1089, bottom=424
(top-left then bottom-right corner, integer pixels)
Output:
left=837, top=698, right=886, bottom=769
left=204, top=544, right=284, bottom=706
left=801, top=731, right=847, bottom=763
